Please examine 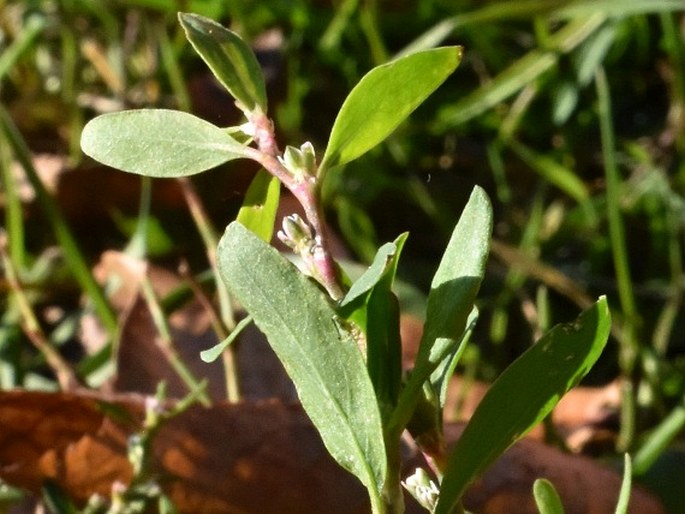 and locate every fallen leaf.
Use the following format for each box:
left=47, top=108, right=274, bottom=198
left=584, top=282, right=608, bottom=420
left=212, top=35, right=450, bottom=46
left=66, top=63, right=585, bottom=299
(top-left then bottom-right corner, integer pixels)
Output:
left=0, top=390, right=663, bottom=514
